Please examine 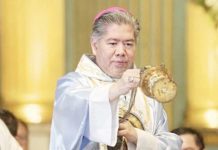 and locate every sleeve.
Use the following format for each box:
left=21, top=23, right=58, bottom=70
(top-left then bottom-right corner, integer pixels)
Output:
left=49, top=73, right=119, bottom=150
left=132, top=99, right=182, bottom=150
